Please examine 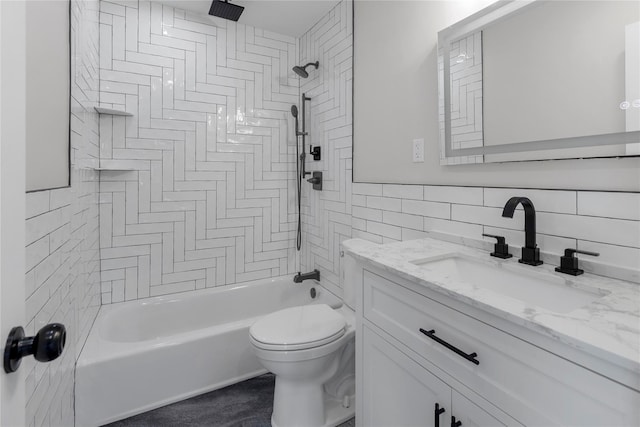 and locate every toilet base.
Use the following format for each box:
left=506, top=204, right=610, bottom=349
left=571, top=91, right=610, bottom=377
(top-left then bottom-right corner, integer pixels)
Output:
left=271, top=394, right=355, bottom=427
